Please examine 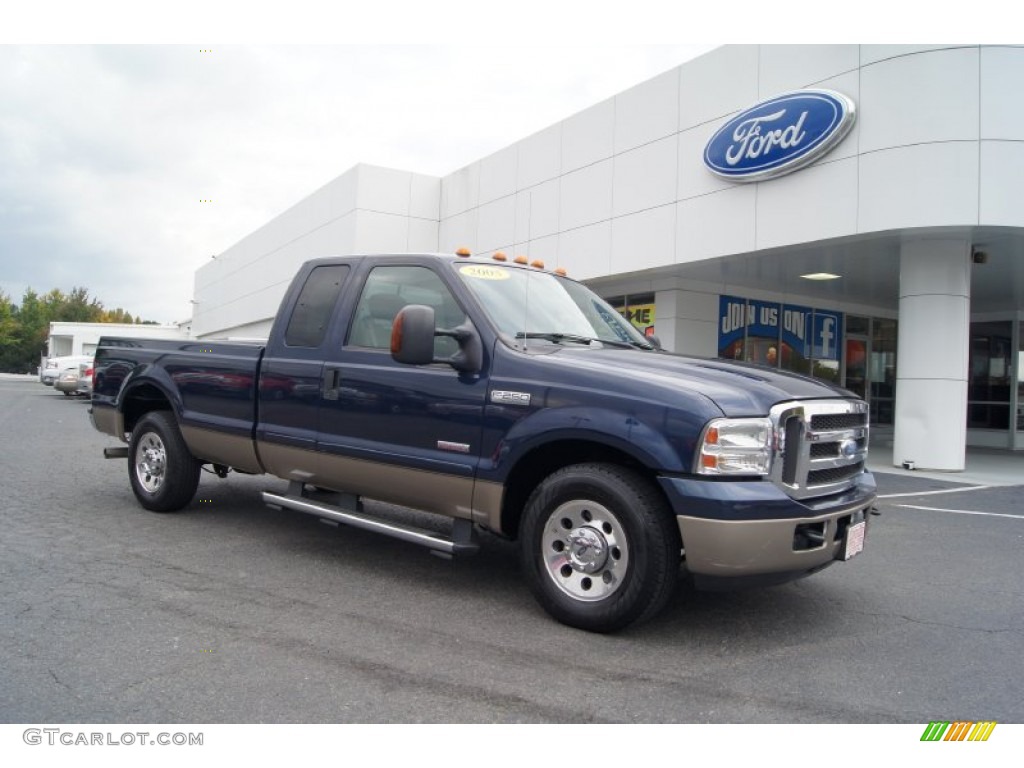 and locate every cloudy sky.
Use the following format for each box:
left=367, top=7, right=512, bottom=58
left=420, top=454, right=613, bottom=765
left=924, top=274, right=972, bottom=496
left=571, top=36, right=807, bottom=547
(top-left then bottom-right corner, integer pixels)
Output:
left=0, top=41, right=720, bottom=325
left=1, top=3, right=987, bottom=325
